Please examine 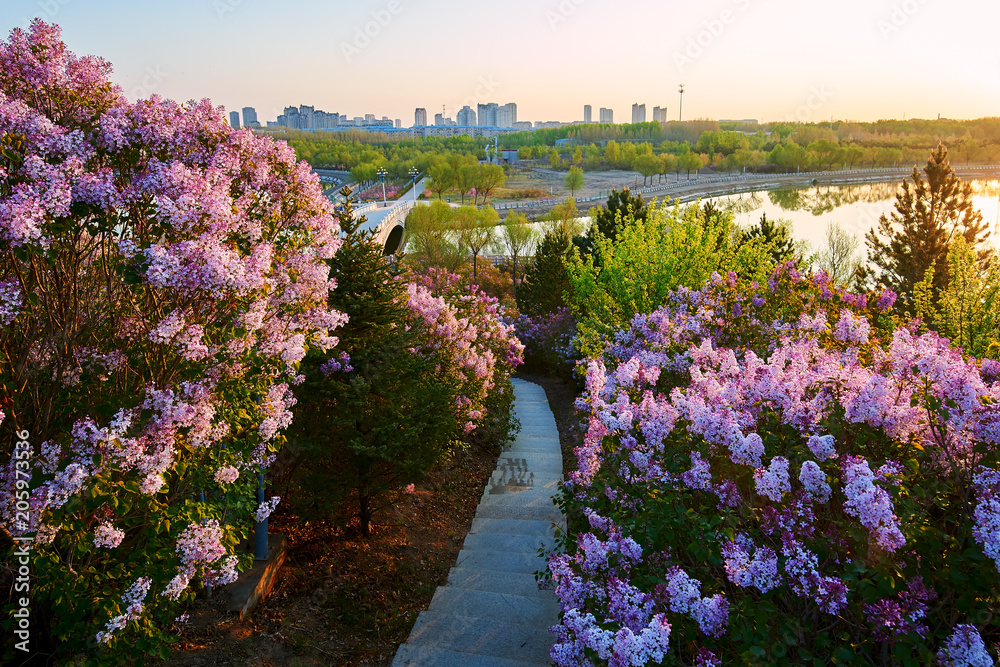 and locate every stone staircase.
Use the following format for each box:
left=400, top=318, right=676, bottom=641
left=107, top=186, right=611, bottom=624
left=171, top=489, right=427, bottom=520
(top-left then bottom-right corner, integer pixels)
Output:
left=392, top=379, right=563, bottom=666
